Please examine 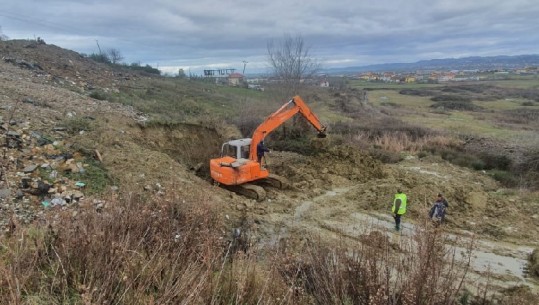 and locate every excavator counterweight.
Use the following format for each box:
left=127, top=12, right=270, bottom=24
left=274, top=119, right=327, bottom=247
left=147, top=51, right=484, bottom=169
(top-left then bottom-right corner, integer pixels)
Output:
left=210, top=95, right=326, bottom=200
